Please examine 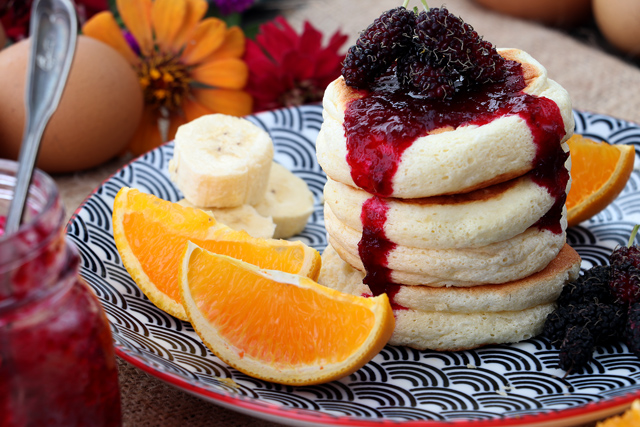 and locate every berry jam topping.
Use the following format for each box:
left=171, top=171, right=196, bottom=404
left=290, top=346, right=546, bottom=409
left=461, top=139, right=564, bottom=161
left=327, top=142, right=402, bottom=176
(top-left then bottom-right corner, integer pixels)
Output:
left=358, top=196, right=408, bottom=308
left=342, top=2, right=505, bottom=100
